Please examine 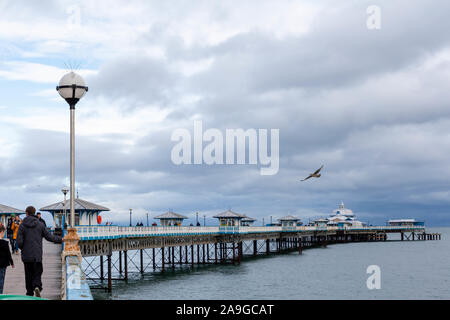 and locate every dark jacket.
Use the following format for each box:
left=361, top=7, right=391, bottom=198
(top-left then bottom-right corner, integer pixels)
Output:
left=6, top=218, right=13, bottom=237
left=17, top=215, right=62, bottom=263
left=0, top=239, right=14, bottom=268
left=38, top=217, right=47, bottom=228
